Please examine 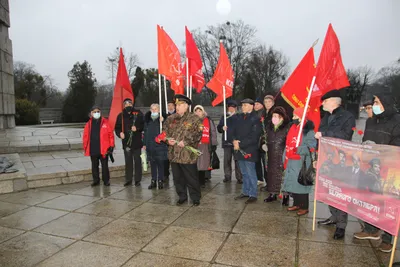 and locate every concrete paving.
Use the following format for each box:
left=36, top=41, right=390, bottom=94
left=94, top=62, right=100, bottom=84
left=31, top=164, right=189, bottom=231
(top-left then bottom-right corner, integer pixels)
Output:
left=0, top=176, right=396, bottom=267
